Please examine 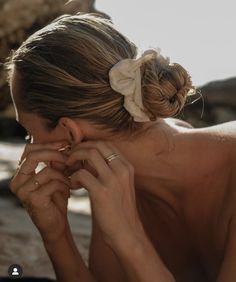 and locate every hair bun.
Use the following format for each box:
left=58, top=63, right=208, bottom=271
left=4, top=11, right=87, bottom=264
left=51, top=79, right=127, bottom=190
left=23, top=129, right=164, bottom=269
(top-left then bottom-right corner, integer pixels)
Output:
left=141, top=50, right=196, bottom=119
